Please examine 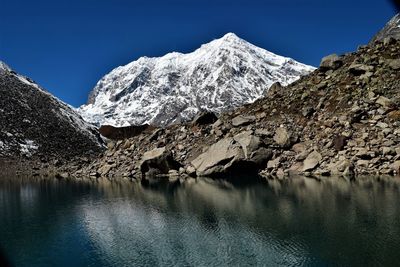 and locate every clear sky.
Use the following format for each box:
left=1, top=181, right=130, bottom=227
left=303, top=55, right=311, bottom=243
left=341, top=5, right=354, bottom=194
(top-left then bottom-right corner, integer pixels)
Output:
left=0, top=0, right=397, bottom=107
